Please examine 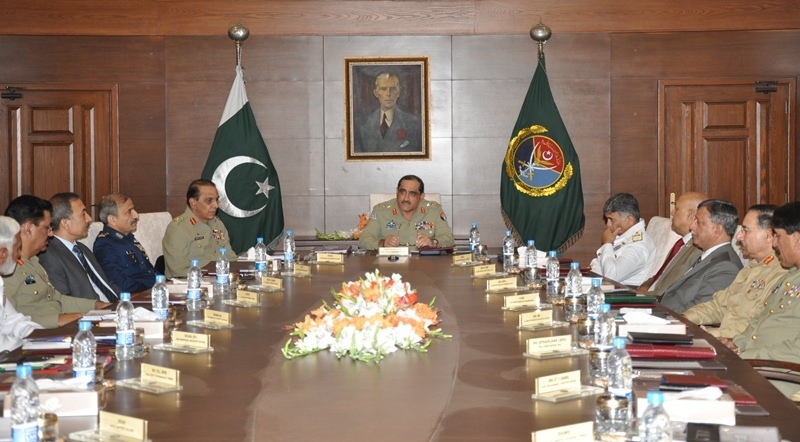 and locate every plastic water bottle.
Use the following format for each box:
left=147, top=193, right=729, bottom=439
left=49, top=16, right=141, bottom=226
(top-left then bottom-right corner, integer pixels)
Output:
left=566, top=262, right=583, bottom=297
left=594, top=303, right=615, bottom=349
left=115, top=291, right=135, bottom=361
left=254, top=237, right=268, bottom=278
left=586, top=278, right=605, bottom=318
left=525, top=240, right=537, bottom=269
left=215, top=248, right=230, bottom=298
left=608, top=337, right=633, bottom=399
left=10, top=365, right=39, bottom=442
left=151, top=274, right=169, bottom=321
left=284, top=230, right=295, bottom=273
left=545, top=250, right=559, bottom=282
left=72, top=320, right=96, bottom=381
left=502, top=230, right=515, bottom=273
left=186, top=259, right=203, bottom=312
left=639, top=390, right=672, bottom=441
left=469, top=223, right=480, bottom=252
